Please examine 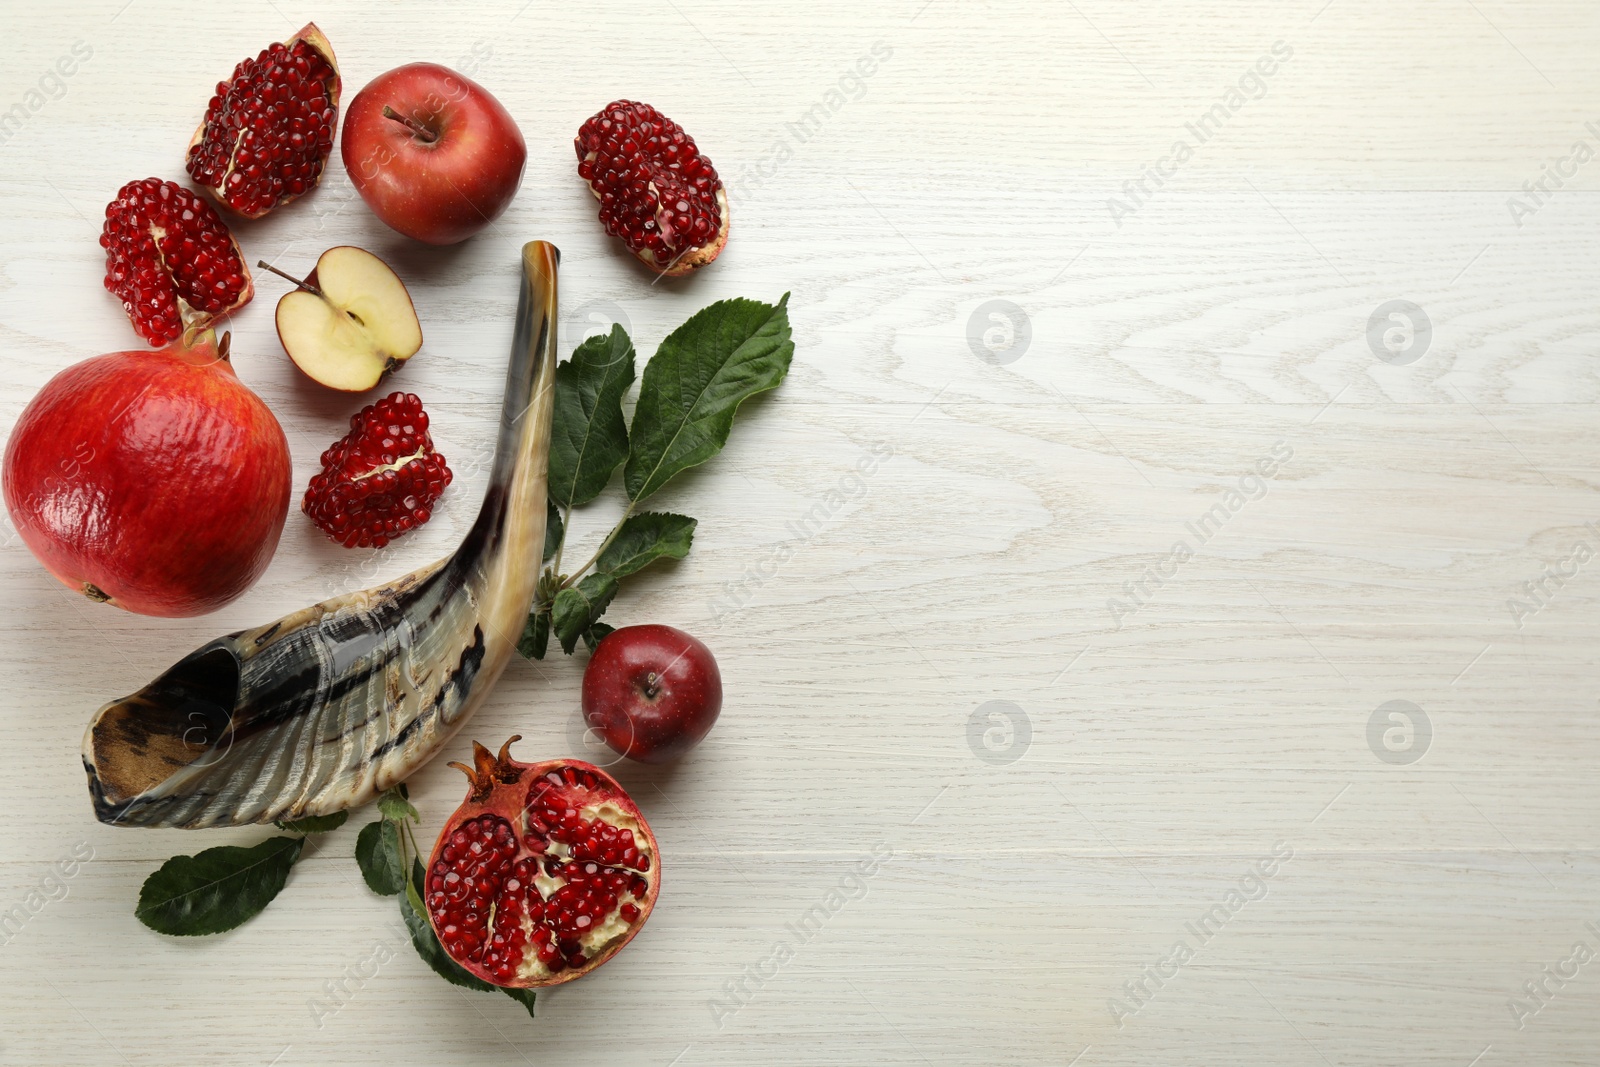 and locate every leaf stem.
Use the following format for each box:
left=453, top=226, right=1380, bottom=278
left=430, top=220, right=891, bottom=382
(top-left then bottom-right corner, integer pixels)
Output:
left=559, top=502, right=634, bottom=590
left=551, top=502, right=573, bottom=579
